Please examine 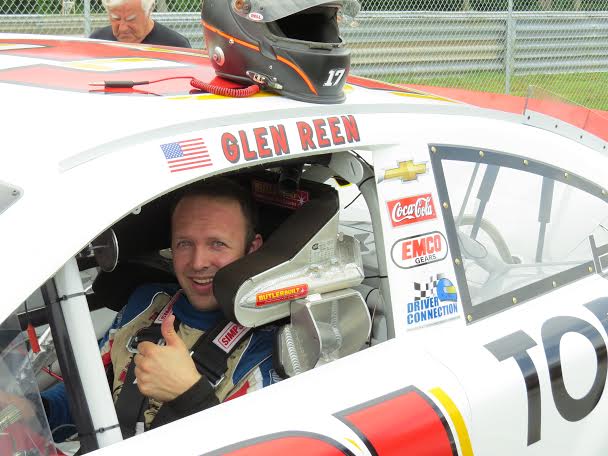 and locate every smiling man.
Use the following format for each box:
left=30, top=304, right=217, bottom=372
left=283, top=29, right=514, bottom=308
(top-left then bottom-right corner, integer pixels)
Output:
left=170, top=189, right=261, bottom=311
left=90, top=0, right=191, bottom=48
left=42, top=178, right=277, bottom=438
